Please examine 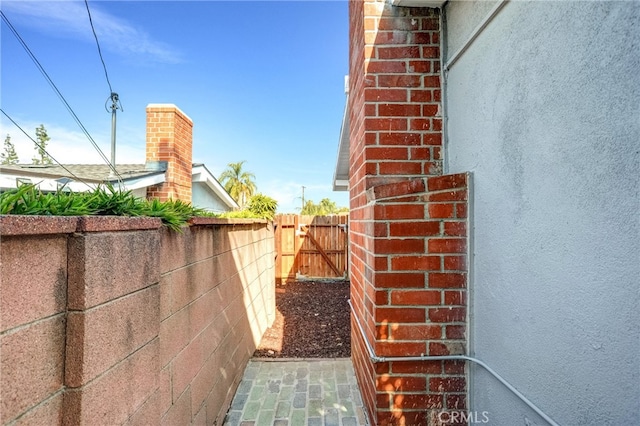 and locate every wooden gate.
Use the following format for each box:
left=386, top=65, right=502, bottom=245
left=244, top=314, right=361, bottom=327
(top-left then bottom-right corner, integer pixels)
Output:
left=274, top=214, right=349, bottom=284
